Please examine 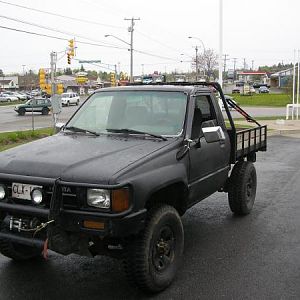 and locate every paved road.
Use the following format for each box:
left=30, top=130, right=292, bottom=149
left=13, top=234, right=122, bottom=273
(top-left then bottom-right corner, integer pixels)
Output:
left=0, top=103, right=286, bottom=133
left=0, top=100, right=84, bottom=132
left=0, top=134, right=299, bottom=299
left=229, top=106, right=286, bottom=118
